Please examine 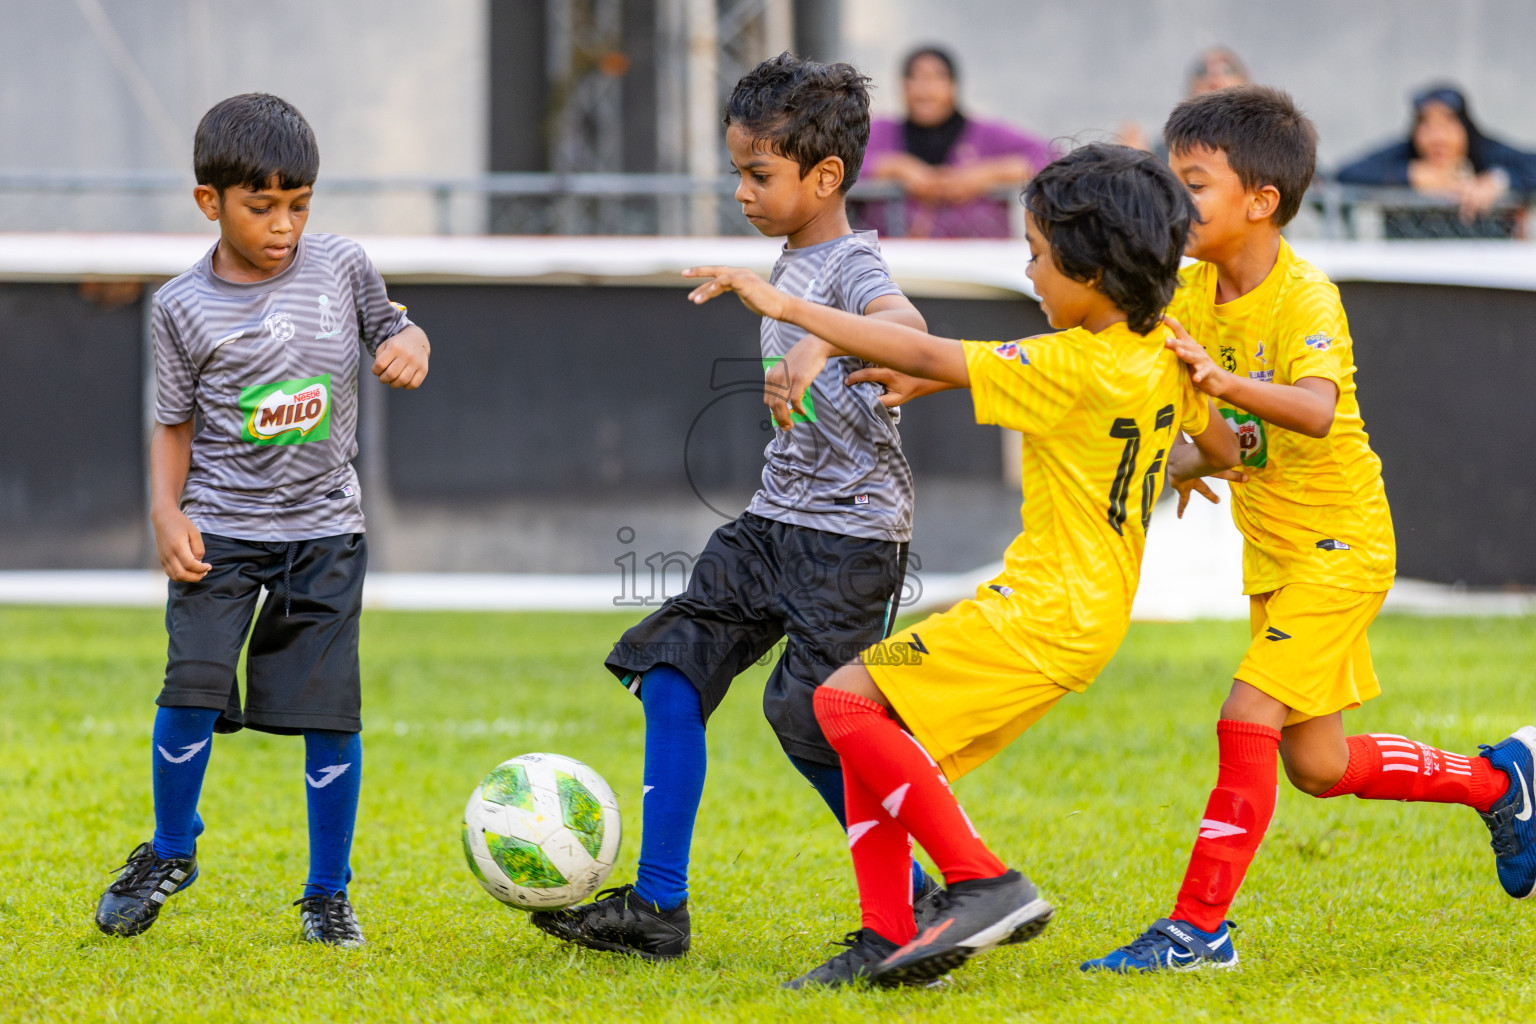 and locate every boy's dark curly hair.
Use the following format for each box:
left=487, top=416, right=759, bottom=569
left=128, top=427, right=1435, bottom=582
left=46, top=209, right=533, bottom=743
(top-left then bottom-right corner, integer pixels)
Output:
left=195, top=93, right=319, bottom=194
left=1163, top=85, right=1317, bottom=227
left=724, top=52, right=872, bottom=193
left=1023, top=143, right=1196, bottom=335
